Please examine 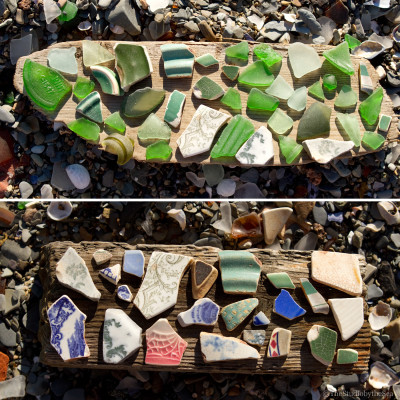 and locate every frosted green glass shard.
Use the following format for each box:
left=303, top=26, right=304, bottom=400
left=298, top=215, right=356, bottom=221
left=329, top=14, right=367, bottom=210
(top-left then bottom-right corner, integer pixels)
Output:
left=362, top=131, right=385, bottom=150
left=323, top=42, right=354, bottom=75
left=146, top=140, right=172, bottom=160
left=238, top=61, right=274, bottom=87
left=268, top=108, right=293, bottom=135
left=308, top=81, right=325, bottom=101
left=336, top=112, right=361, bottom=147
left=137, top=113, right=171, bottom=145
left=247, top=88, right=279, bottom=111
left=297, top=102, right=331, bottom=141
left=221, top=87, right=242, bottom=110
left=359, top=87, right=383, bottom=125
left=287, top=86, right=307, bottom=112
left=345, top=34, right=361, bottom=50
left=323, top=74, right=337, bottom=90
left=334, top=85, right=357, bottom=108
left=73, top=77, right=95, bottom=100
left=121, top=87, right=165, bottom=118
left=288, top=42, right=321, bottom=79
left=47, top=47, right=78, bottom=76
left=196, top=53, right=218, bottom=67
left=104, top=112, right=126, bottom=134
left=82, top=41, right=115, bottom=68
left=265, top=75, right=294, bottom=100
left=253, top=43, right=282, bottom=68
left=225, top=41, right=249, bottom=60
left=278, top=136, right=303, bottom=164
left=68, top=118, right=100, bottom=142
